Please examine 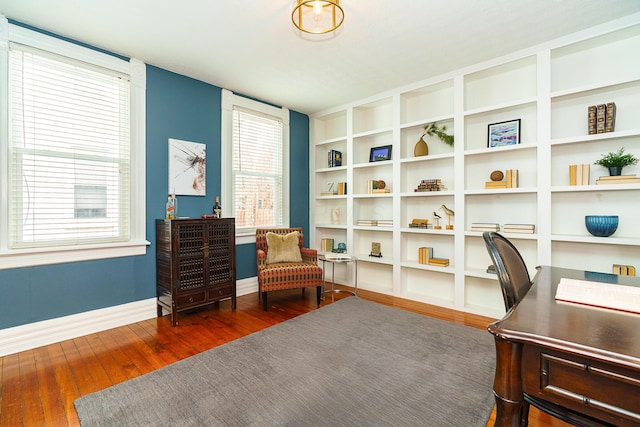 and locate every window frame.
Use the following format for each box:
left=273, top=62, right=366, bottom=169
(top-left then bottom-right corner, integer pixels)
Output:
left=221, top=89, right=290, bottom=245
left=0, top=18, right=148, bottom=269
